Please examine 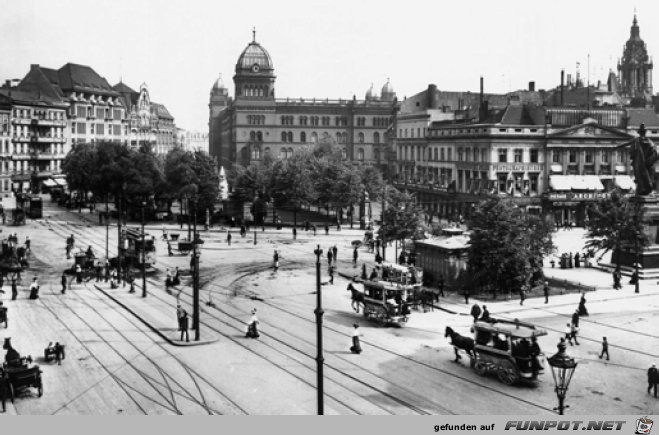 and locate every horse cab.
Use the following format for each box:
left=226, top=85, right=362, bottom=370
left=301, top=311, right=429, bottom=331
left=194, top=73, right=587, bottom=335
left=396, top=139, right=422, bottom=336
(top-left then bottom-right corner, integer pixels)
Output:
left=471, top=319, right=547, bottom=385
left=361, top=280, right=411, bottom=324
